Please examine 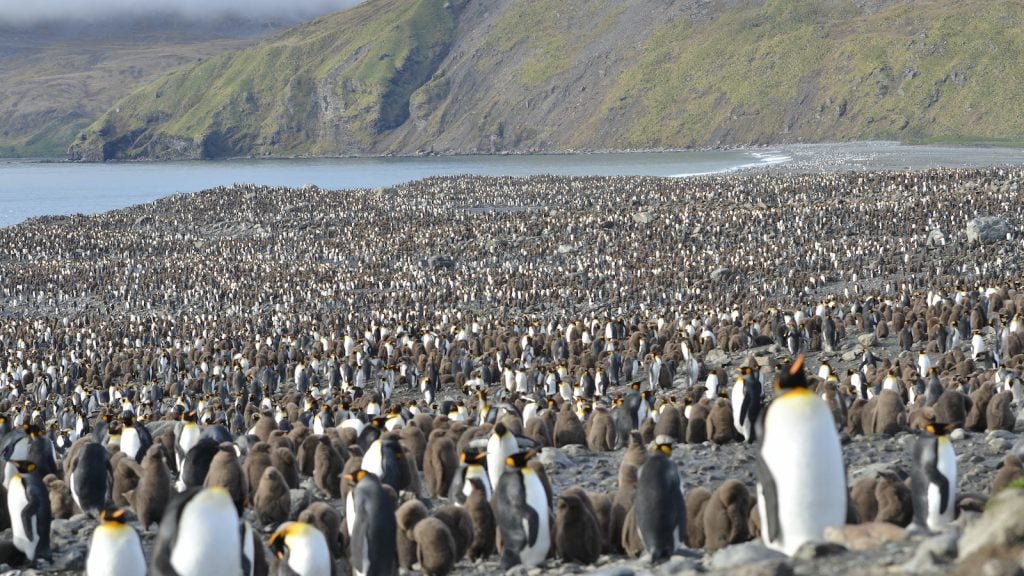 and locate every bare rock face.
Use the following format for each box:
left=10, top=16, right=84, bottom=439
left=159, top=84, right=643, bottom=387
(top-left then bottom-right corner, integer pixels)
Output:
left=965, top=216, right=1009, bottom=244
